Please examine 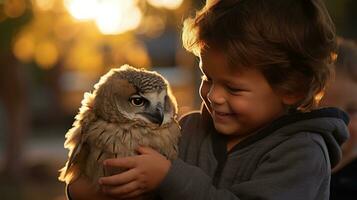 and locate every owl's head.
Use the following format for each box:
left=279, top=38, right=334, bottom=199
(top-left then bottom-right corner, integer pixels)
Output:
left=92, top=65, right=177, bottom=125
